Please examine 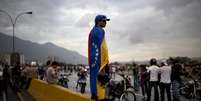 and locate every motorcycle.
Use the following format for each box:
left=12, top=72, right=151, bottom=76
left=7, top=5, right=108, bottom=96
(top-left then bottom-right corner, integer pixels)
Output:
left=58, top=74, right=70, bottom=88
left=77, top=78, right=87, bottom=93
